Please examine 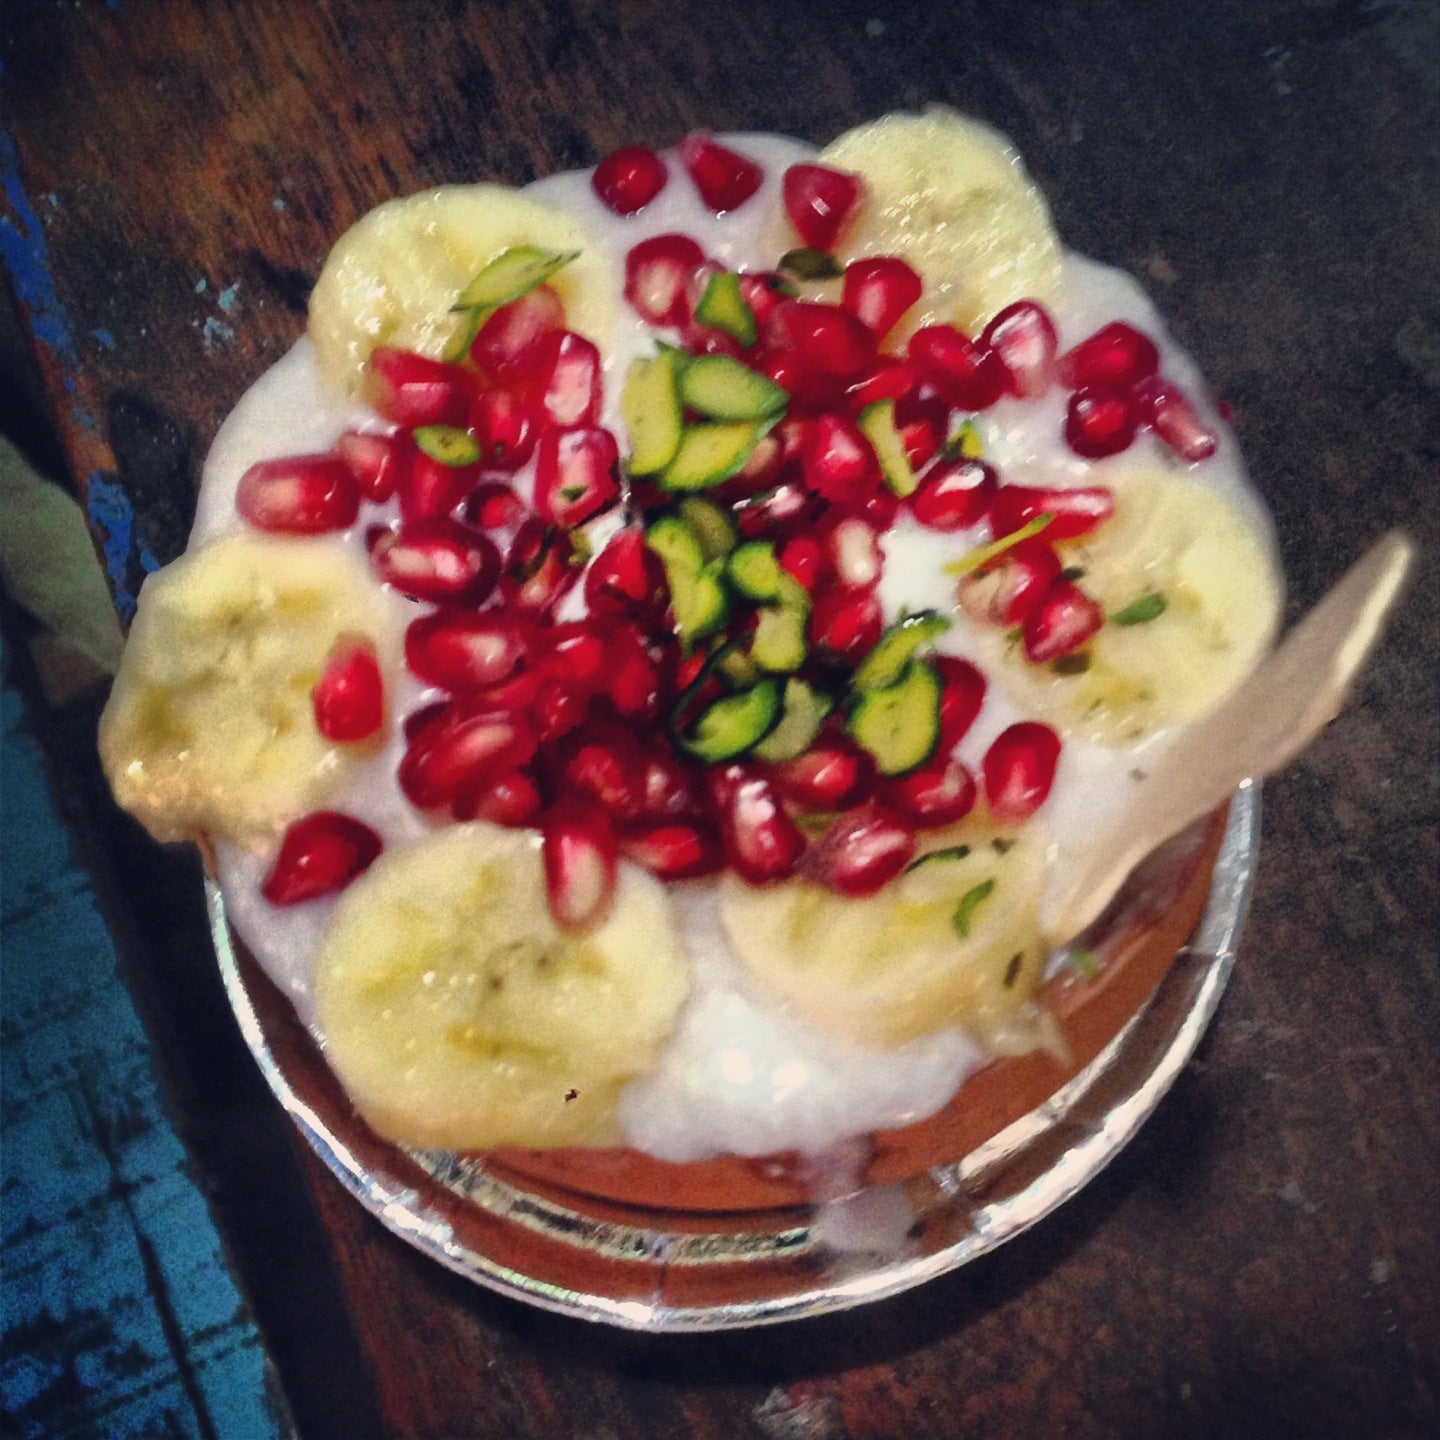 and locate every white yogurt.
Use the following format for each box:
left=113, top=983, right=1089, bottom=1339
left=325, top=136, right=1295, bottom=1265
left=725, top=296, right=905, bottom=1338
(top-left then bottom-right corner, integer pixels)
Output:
left=203, top=134, right=1275, bottom=1162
